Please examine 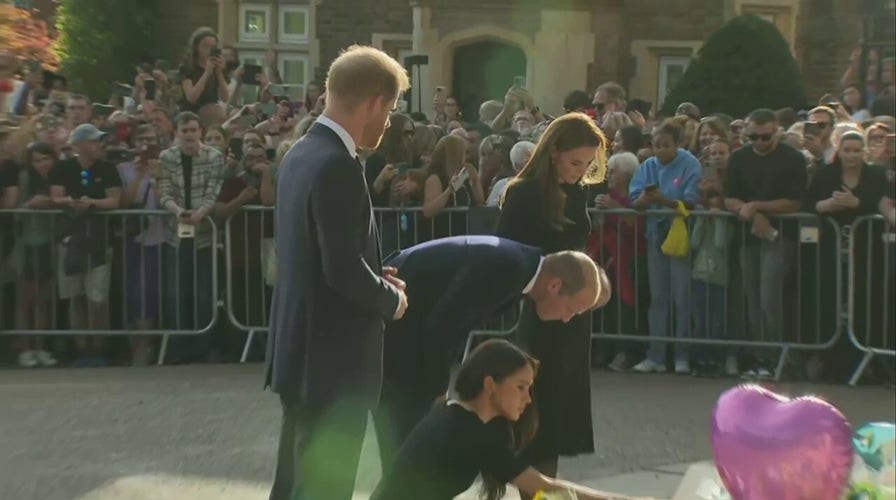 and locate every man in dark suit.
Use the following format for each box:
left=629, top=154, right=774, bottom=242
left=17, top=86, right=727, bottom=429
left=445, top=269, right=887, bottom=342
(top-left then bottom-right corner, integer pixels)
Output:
left=373, top=235, right=609, bottom=470
left=265, top=45, right=410, bottom=500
